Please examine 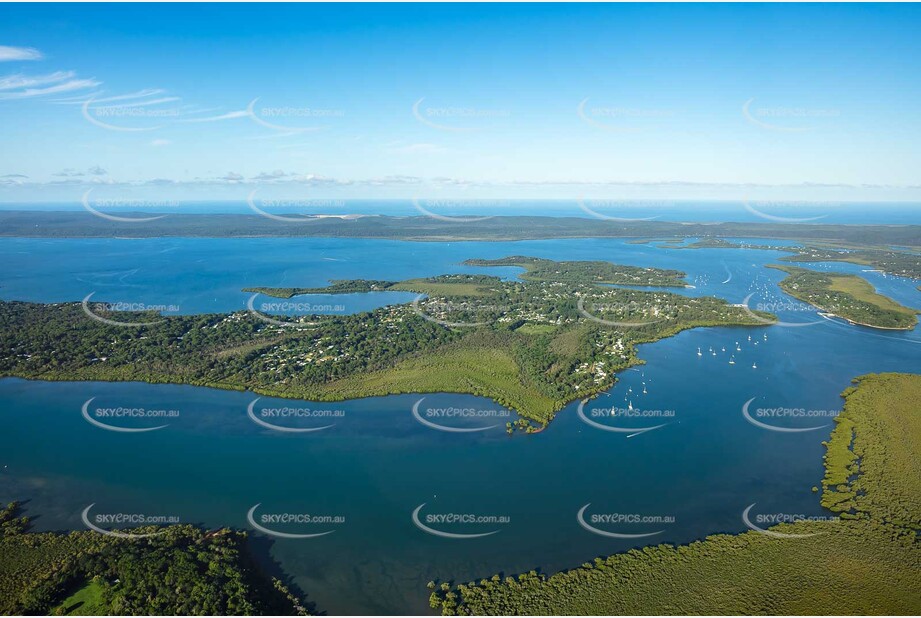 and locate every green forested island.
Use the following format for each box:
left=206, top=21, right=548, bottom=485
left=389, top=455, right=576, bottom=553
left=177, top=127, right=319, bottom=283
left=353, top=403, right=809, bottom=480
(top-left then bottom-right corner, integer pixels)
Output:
left=770, top=265, right=919, bottom=329
left=0, top=503, right=305, bottom=615
left=427, top=373, right=921, bottom=615
left=0, top=257, right=772, bottom=425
